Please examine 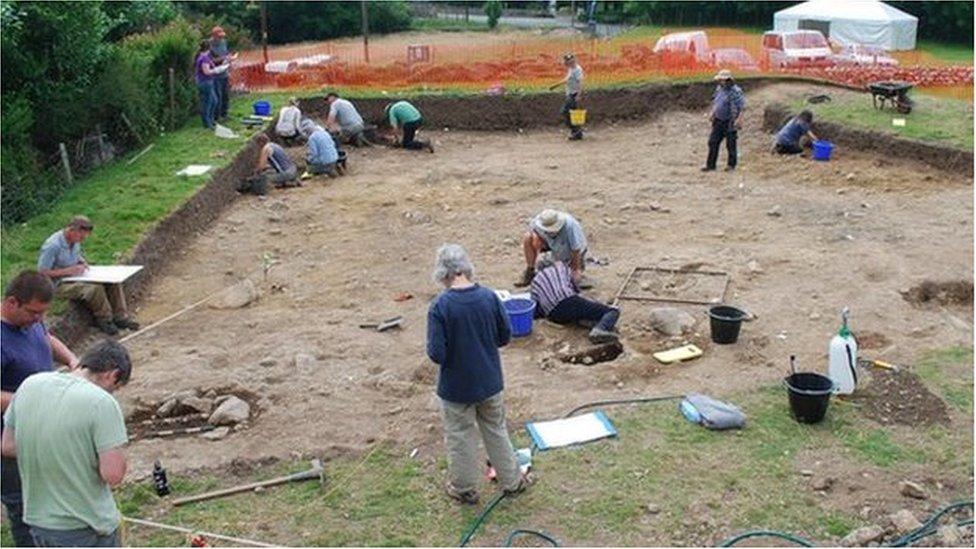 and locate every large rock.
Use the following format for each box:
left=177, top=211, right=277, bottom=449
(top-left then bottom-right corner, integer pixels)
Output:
left=841, top=526, right=885, bottom=547
left=208, top=396, right=251, bottom=426
left=936, top=525, right=963, bottom=546
left=648, top=307, right=697, bottom=336
left=899, top=480, right=928, bottom=500
left=181, top=396, right=214, bottom=415
left=887, top=510, right=922, bottom=535
left=200, top=426, right=231, bottom=441
left=210, top=279, right=259, bottom=310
